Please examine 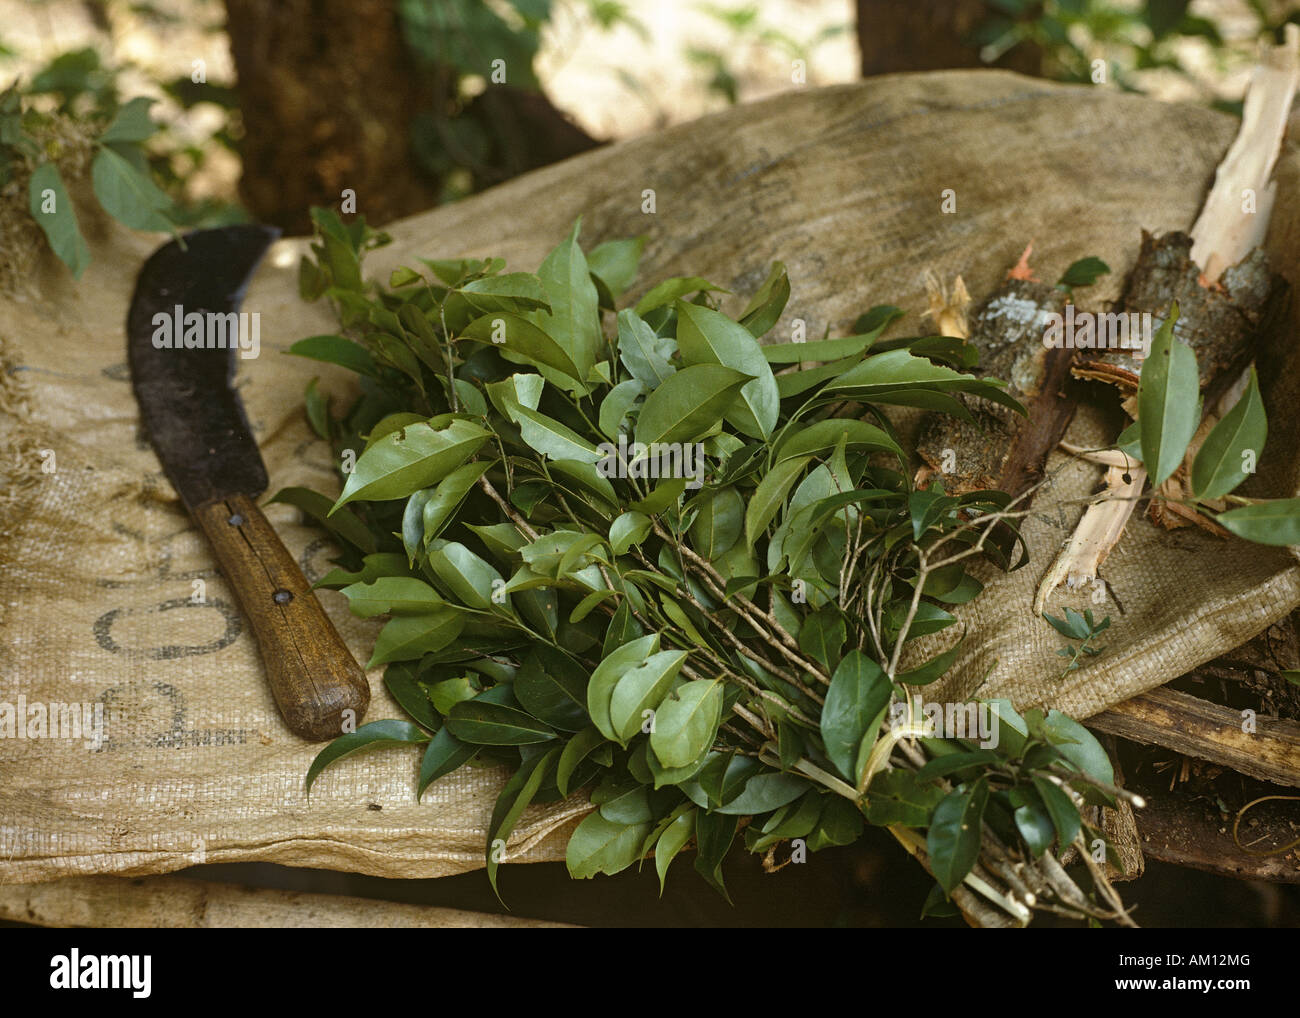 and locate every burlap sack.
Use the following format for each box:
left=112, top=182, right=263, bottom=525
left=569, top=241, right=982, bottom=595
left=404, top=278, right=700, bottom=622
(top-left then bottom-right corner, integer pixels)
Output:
left=3, top=69, right=1299, bottom=884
